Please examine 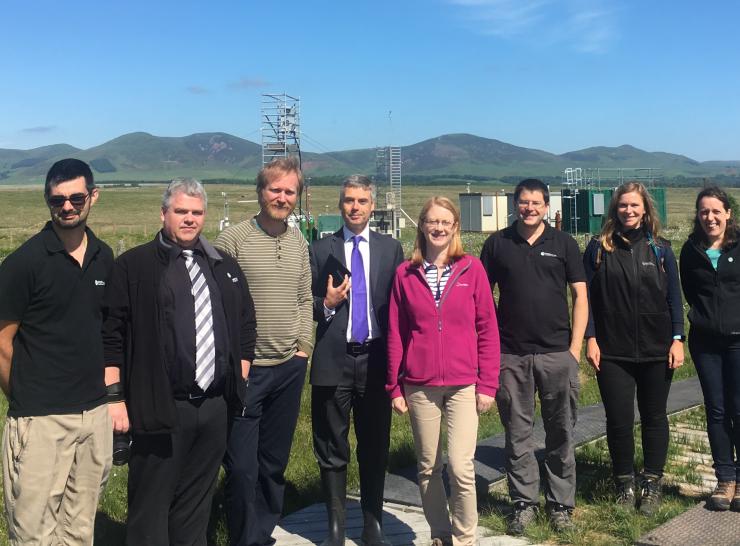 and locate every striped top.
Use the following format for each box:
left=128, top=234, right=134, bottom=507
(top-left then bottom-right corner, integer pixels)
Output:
left=214, top=218, right=314, bottom=366
left=423, top=260, right=452, bottom=304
